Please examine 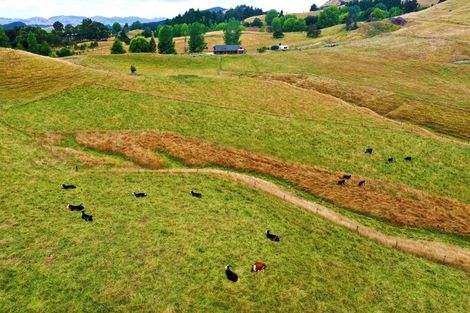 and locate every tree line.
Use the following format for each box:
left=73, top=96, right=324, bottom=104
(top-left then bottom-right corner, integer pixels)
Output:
left=165, top=5, right=263, bottom=28
left=0, top=1, right=428, bottom=57
left=0, top=18, right=109, bottom=56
